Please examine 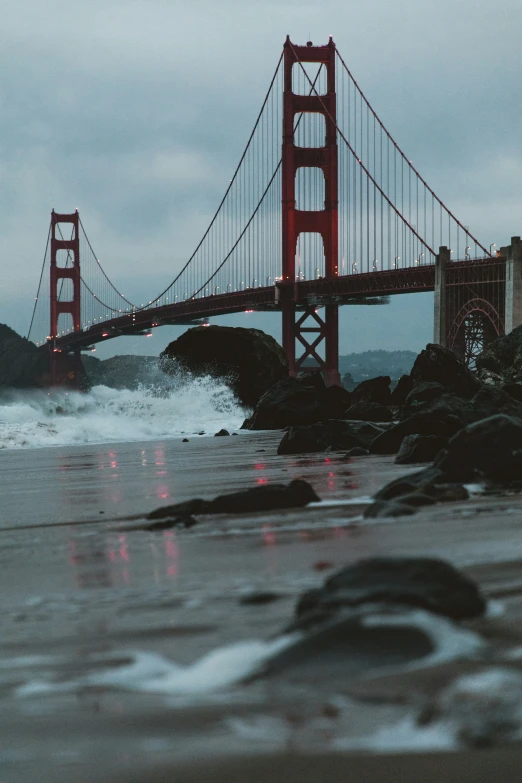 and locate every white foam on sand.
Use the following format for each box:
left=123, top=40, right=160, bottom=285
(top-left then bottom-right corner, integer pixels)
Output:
left=333, top=715, right=457, bottom=752
left=16, top=608, right=484, bottom=706
left=0, top=377, right=245, bottom=449
left=16, top=636, right=298, bottom=699
left=363, top=608, right=486, bottom=669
